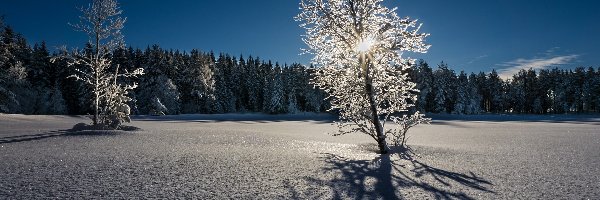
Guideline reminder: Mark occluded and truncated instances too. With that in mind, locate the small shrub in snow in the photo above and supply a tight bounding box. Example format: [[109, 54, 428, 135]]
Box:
[[389, 112, 430, 147]]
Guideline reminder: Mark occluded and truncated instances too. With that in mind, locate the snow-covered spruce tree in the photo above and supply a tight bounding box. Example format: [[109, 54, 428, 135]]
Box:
[[488, 69, 505, 113], [137, 45, 179, 115], [0, 19, 36, 114], [213, 54, 236, 113], [0, 62, 23, 113], [53, 0, 143, 127], [178, 49, 215, 113], [412, 60, 434, 112], [432, 62, 457, 113], [265, 64, 286, 114], [44, 83, 68, 115], [466, 73, 482, 114], [453, 71, 469, 115], [297, 0, 431, 154], [0, 20, 19, 113]]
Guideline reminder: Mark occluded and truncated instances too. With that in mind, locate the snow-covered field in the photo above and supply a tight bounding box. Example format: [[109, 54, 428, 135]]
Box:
[[1, 113, 599, 199]]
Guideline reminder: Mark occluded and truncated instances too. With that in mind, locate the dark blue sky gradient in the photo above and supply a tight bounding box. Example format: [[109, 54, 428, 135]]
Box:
[[1, 0, 599, 75]]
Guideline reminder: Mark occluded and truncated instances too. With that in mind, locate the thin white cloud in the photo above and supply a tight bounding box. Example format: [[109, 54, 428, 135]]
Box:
[[467, 54, 488, 64], [544, 47, 560, 55], [497, 54, 579, 80]]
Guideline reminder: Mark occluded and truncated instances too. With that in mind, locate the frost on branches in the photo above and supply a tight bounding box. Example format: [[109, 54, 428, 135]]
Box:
[[52, 0, 143, 129], [297, 0, 431, 154]]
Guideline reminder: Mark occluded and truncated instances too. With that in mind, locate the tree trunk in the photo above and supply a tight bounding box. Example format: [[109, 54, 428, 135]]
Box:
[[93, 22, 100, 126], [93, 68, 99, 125], [401, 129, 408, 147], [94, 82, 99, 125], [363, 56, 388, 154], [367, 80, 388, 154]]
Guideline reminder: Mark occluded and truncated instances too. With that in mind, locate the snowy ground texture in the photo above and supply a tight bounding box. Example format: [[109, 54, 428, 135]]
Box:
[[1, 113, 599, 199]]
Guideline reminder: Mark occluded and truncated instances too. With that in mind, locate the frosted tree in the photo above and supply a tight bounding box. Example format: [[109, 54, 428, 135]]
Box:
[[466, 73, 482, 114], [282, 65, 298, 113], [412, 60, 434, 112], [265, 64, 285, 114], [582, 67, 597, 112], [432, 62, 456, 113], [488, 69, 505, 113], [138, 74, 179, 115], [53, 0, 143, 127], [453, 71, 469, 114], [213, 54, 236, 113], [137, 46, 180, 115], [0, 21, 31, 114], [0, 20, 19, 113], [297, 0, 431, 153], [0, 62, 25, 113], [179, 50, 215, 113]]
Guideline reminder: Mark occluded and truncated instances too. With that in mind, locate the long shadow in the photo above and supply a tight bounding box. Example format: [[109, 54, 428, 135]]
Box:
[[0, 123, 138, 144], [394, 147, 494, 199], [0, 130, 70, 144], [307, 147, 494, 199], [132, 114, 337, 124], [428, 113, 600, 125]]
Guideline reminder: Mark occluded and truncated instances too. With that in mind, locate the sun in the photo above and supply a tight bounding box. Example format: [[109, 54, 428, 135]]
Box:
[[356, 37, 376, 53]]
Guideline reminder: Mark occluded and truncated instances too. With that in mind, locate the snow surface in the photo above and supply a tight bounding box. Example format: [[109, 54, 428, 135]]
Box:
[[1, 113, 599, 199]]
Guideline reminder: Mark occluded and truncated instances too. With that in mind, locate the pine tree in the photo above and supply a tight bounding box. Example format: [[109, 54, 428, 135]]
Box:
[[213, 53, 235, 113], [137, 45, 179, 115], [473, 72, 489, 112], [572, 67, 586, 112], [297, 0, 431, 153], [235, 56, 248, 112], [581, 67, 596, 112], [244, 56, 260, 111], [592, 67, 600, 112], [281, 64, 295, 112], [43, 83, 67, 115], [488, 69, 504, 113], [0, 19, 18, 113], [537, 69, 553, 114], [412, 60, 434, 112], [28, 42, 53, 114], [0, 21, 34, 114], [302, 64, 326, 112], [178, 49, 215, 113], [453, 71, 469, 114], [28, 42, 52, 89], [508, 70, 527, 113], [432, 62, 456, 113], [466, 73, 482, 114], [265, 63, 285, 113]]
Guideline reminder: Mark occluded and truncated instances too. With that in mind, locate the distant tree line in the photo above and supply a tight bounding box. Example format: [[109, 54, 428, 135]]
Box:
[[0, 20, 327, 115], [2, 19, 600, 115], [410, 60, 600, 114]]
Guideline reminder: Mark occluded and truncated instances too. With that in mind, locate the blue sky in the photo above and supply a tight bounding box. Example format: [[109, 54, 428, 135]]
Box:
[[1, 0, 599, 78]]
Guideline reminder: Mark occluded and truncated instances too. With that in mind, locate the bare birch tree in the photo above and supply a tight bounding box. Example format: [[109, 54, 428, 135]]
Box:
[[53, 0, 143, 128]]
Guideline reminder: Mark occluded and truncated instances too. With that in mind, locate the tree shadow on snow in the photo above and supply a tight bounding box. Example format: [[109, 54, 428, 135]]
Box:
[[132, 114, 336, 124], [0, 129, 71, 144], [0, 123, 140, 144], [428, 113, 600, 126], [302, 146, 494, 199]]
